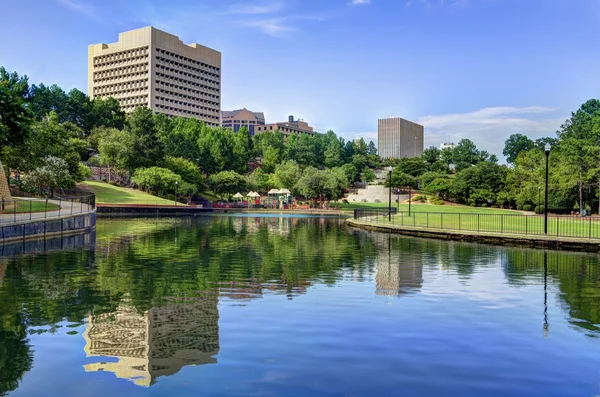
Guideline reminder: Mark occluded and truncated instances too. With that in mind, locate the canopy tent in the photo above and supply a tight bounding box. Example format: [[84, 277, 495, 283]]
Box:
[[279, 188, 291, 195], [267, 189, 280, 195], [246, 191, 260, 208], [249, 191, 261, 198], [233, 192, 244, 199]]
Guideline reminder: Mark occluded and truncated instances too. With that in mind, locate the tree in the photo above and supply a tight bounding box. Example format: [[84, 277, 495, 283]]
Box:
[[208, 171, 246, 199], [98, 129, 133, 183], [22, 156, 72, 197], [271, 160, 301, 190], [0, 67, 32, 152], [125, 107, 165, 171], [422, 146, 441, 165], [385, 169, 417, 188], [131, 167, 182, 196], [232, 127, 253, 173], [164, 156, 205, 190], [295, 166, 339, 204], [324, 131, 344, 168], [253, 131, 284, 173], [503, 134, 534, 164], [362, 167, 376, 183], [397, 157, 429, 177], [453, 139, 480, 165], [247, 168, 270, 192]]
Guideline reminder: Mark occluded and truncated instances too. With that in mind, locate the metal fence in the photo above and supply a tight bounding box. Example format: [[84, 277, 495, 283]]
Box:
[[354, 209, 600, 240], [0, 194, 95, 226]]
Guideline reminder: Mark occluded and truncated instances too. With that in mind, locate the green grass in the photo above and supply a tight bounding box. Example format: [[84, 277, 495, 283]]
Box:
[[360, 211, 600, 239], [339, 201, 520, 215], [1, 199, 59, 213], [82, 181, 185, 205]]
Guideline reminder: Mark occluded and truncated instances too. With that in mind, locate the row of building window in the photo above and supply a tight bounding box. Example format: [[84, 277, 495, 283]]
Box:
[[155, 72, 220, 94], [155, 102, 219, 121], [155, 55, 219, 83], [93, 46, 150, 65], [222, 120, 259, 125], [93, 54, 149, 70], [93, 68, 148, 83], [155, 80, 219, 102], [155, 88, 219, 107], [156, 63, 219, 87], [122, 103, 149, 112], [155, 57, 219, 85], [93, 80, 148, 96], [156, 48, 219, 77], [155, 95, 219, 115]]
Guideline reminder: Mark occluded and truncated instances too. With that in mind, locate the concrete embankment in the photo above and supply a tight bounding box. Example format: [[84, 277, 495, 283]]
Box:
[[1, 211, 96, 245], [347, 219, 600, 252]]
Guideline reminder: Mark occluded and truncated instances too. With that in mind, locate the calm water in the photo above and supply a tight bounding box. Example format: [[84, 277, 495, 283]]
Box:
[[1, 216, 599, 397]]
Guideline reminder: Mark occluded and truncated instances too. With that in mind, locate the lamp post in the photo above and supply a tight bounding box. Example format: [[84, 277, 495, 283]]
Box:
[[175, 180, 179, 206], [396, 188, 400, 212], [388, 166, 393, 221], [538, 186, 541, 213], [544, 143, 551, 234]]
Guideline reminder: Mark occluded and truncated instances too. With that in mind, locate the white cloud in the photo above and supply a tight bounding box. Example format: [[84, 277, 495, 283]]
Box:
[[56, 0, 97, 19], [243, 18, 296, 37], [417, 106, 566, 160], [228, 2, 284, 15], [351, 0, 371, 5]]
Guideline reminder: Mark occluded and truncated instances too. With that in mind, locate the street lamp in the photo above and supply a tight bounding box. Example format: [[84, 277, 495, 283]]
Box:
[[396, 188, 400, 212], [408, 185, 412, 217], [538, 186, 541, 213], [388, 166, 393, 221], [175, 180, 179, 206], [544, 143, 551, 234]]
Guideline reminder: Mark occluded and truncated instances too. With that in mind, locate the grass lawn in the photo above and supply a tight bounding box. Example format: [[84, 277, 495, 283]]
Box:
[[1, 199, 59, 213], [360, 210, 600, 239], [82, 181, 185, 205], [339, 201, 520, 215]]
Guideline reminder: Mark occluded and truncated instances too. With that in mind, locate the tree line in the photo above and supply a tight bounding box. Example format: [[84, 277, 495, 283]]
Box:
[[389, 99, 600, 213], [0, 66, 380, 201]]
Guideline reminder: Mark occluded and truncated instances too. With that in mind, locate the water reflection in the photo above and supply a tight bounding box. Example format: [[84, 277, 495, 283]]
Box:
[[0, 216, 599, 396], [83, 293, 219, 387]]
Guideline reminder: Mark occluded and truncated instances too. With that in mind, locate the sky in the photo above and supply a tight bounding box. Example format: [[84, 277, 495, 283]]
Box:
[[1, 0, 599, 160]]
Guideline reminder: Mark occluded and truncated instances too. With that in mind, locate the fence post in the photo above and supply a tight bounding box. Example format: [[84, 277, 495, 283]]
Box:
[[556, 216, 559, 236], [589, 216, 592, 239], [427, 212, 429, 228], [477, 214, 480, 232], [526, 215, 528, 235], [501, 215, 503, 234], [71, 199, 74, 215], [29, 200, 32, 221], [459, 213, 461, 230], [441, 213, 443, 229], [13, 201, 16, 224]]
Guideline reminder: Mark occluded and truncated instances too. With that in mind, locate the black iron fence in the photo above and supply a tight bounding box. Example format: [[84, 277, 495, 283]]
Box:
[[0, 194, 96, 226], [354, 209, 600, 240]]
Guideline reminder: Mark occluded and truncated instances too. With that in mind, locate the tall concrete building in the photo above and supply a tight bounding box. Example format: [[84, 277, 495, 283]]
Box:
[[88, 26, 221, 127], [221, 108, 265, 136], [377, 117, 424, 159]]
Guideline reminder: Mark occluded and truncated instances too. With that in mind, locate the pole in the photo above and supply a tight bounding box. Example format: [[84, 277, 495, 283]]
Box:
[[408, 186, 412, 217], [397, 189, 400, 212], [538, 187, 541, 213], [544, 148, 550, 234], [388, 169, 392, 222]]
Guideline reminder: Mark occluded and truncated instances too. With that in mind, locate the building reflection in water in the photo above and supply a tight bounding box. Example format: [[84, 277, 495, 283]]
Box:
[[82, 292, 219, 387], [374, 235, 423, 296]]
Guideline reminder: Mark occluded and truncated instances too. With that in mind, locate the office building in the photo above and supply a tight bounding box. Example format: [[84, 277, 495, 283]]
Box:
[[88, 26, 221, 127], [221, 108, 265, 136], [440, 142, 456, 151], [377, 117, 424, 159], [254, 115, 315, 137]]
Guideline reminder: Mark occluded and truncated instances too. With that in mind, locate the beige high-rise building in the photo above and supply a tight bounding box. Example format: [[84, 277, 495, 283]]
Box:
[[88, 26, 221, 127], [377, 117, 424, 159]]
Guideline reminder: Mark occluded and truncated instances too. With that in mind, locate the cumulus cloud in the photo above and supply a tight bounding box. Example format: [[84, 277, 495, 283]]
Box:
[[417, 106, 565, 160]]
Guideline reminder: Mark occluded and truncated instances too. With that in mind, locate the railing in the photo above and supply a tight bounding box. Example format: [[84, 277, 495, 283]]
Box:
[[354, 208, 397, 220], [0, 194, 95, 226], [353, 210, 600, 240]]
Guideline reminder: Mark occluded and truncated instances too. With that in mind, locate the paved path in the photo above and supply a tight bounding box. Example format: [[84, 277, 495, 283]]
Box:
[[0, 198, 93, 226]]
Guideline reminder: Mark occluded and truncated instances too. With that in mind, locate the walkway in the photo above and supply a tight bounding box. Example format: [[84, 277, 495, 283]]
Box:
[[0, 198, 93, 226]]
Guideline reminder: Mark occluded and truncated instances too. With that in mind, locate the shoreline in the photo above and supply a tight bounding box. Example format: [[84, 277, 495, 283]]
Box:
[[347, 219, 600, 252]]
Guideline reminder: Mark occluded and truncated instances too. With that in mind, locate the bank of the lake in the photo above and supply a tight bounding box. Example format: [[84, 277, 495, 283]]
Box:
[[348, 218, 600, 252]]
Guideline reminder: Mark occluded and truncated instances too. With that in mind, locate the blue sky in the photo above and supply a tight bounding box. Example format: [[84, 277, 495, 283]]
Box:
[[1, 0, 598, 159]]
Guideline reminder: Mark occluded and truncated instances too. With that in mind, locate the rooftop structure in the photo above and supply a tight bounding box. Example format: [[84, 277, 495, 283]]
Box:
[[254, 115, 315, 137], [221, 108, 265, 136]]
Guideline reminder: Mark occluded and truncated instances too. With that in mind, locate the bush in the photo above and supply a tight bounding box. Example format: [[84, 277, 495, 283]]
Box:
[[516, 205, 523, 211], [109, 181, 119, 187], [470, 203, 476, 207], [164, 156, 205, 189], [481, 203, 488, 208], [132, 167, 182, 196], [76, 163, 92, 181], [492, 204, 499, 208], [534, 206, 543, 214], [523, 204, 533, 212]]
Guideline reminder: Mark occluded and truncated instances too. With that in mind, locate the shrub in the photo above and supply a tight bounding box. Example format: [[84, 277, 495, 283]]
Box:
[[492, 204, 499, 208], [516, 205, 523, 211], [76, 163, 92, 181], [132, 167, 182, 196], [109, 181, 119, 187], [523, 204, 533, 212], [164, 156, 205, 189], [481, 203, 488, 208], [470, 203, 476, 207], [534, 206, 543, 214]]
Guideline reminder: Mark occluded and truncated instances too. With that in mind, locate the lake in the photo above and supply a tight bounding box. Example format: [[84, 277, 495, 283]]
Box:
[[1, 215, 599, 397]]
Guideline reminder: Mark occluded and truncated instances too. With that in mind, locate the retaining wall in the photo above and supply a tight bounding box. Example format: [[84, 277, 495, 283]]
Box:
[[0, 211, 96, 245]]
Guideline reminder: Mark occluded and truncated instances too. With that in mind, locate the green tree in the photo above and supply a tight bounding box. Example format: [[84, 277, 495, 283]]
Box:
[[0, 67, 32, 152], [271, 160, 301, 190], [324, 131, 344, 168], [397, 157, 429, 177], [164, 156, 205, 190], [125, 107, 165, 171], [247, 168, 271, 192], [385, 170, 417, 188], [98, 129, 133, 183], [232, 127, 253, 173], [295, 166, 339, 203], [503, 133, 534, 164], [362, 167, 376, 183], [208, 170, 246, 199], [422, 146, 441, 165], [131, 166, 182, 196]]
